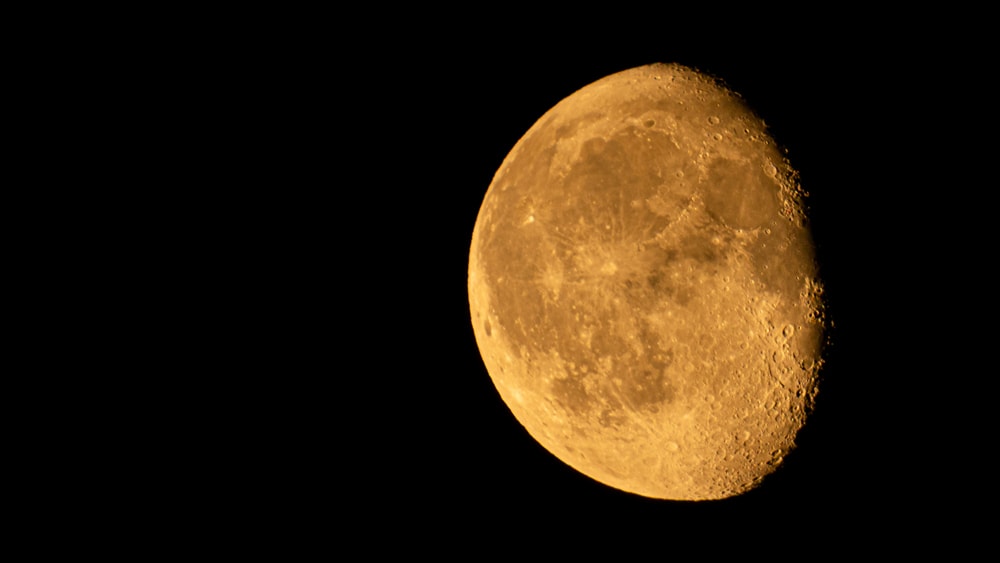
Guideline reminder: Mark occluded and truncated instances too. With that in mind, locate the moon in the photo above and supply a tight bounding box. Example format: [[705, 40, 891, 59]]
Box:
[[468, 63, 825, 501]]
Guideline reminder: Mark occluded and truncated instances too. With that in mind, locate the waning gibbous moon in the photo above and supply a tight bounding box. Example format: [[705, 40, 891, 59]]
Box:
[[468, 63, 826, 501]]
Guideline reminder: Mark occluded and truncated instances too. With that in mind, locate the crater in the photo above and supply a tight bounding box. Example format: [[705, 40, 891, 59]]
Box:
[[598, 407, 626, 428], [681, 233, 724, 263], [701, 157, 778, 230], [551, 374, 591, 413], [635, 368, 674, 406]]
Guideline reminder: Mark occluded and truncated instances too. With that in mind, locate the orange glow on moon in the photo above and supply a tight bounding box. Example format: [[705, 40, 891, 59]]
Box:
[[468, 63, 825, 501]]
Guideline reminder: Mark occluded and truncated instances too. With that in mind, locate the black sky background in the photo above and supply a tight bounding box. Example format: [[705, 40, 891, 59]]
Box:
[[25, 8, 992, 556], [316, 37, 972, 540], [165, 19, 987, 550]]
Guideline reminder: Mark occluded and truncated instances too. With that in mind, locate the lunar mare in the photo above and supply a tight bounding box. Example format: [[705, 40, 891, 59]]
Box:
[[468, 63, 824, 501]]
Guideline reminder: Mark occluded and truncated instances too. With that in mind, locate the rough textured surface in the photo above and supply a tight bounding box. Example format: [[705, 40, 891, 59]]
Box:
[[468, 63, 824, 501]]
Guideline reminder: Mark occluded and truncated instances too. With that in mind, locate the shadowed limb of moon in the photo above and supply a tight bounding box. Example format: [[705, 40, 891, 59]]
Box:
[[469, 63, 825, 501]]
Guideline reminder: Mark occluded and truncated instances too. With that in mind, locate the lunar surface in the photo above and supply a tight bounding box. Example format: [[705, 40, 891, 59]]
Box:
[[468, 63, 825, 501]]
